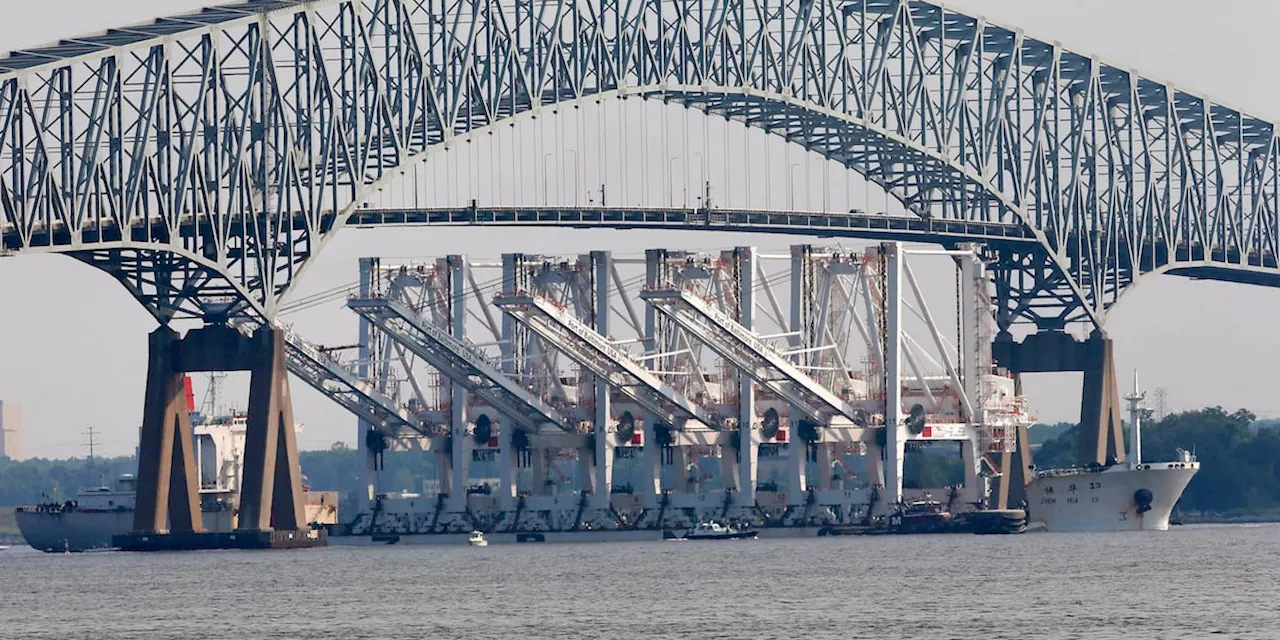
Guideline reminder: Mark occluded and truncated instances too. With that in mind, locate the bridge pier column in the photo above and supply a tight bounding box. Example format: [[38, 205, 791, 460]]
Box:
[[133, 327, 203, 534], [992, 330, 1126, 469], [135, 324, 308, 537], [990, 424, 1034, 510], [1080, 333, 1126, 466], [238, 326, 306, 532]]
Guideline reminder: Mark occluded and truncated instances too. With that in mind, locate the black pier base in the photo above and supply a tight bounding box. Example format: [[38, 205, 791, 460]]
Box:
[[113, 528, 327, 551]]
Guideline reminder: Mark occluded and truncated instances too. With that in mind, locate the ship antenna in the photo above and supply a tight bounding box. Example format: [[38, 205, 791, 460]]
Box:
[[1123, 370, 1146, 469]]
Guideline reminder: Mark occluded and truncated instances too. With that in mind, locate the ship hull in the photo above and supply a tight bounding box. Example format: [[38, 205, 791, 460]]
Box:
[[1026, 463, 1198, 532], [15, 510, 134, 552], [15, 510, 236, 552]]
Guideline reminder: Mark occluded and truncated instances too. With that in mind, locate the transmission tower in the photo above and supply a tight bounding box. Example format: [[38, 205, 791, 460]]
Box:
[[1152, 387, 1169, 421], [84, 426, 99, 461]]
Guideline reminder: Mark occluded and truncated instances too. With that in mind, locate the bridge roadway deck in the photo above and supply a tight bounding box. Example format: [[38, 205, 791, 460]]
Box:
[[8, 206, 1280, 287], [0, 206, 1036, 253]]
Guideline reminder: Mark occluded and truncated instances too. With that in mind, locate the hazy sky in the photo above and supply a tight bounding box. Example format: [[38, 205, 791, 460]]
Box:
[[4, 0, 1280, 458]]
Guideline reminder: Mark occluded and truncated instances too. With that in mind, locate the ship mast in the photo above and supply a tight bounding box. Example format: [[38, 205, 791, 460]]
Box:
[[1124, 370, 1145, 469]]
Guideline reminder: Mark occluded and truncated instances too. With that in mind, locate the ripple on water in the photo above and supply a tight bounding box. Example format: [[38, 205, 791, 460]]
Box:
[[0, 524, 1277, 640]]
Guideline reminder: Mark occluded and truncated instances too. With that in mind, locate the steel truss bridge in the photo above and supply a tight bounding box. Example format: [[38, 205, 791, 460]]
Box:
[[3, 0, 1280, 333]]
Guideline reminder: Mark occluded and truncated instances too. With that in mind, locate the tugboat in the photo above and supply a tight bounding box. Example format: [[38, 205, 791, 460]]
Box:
[[868, 500, 955, 535], [822, 497, 1025, 536], [468, 530, 488, 547], [668, 521, 758, 541]]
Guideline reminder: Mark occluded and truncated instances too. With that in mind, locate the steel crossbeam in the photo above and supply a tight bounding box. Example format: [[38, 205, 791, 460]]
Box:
[[640, 287, 859, 427], [347, 296, 571, 432], [493, 292, 718, 431]]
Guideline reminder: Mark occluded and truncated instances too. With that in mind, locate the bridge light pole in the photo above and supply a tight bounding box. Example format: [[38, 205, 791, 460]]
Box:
[[543, 152, 554, 205], [566, 149, 579, 207], [789, 162, 802, 211], [668, 156, 682, 208], [690, 152, 703, 210]]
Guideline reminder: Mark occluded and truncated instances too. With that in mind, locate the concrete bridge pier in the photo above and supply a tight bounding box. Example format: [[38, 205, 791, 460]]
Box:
[[133, 327, 204, 535], [990, 330, 1127, 508], [988, 424, 1033, 510], [126, 324, 311, 549]]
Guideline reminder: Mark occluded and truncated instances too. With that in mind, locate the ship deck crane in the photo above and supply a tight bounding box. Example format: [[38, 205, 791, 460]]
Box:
[[639, 288, 868, 433], [230, 320, 428, 439], [493, 291, 720, 431], [347, 296, 572, 433]]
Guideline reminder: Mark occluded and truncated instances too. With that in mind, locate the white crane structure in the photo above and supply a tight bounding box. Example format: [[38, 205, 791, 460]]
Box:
[[341, 242, 1033, 535]]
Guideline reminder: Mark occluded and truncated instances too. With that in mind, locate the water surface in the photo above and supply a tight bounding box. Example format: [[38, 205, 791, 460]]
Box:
[[2, 524, 1275, 639]]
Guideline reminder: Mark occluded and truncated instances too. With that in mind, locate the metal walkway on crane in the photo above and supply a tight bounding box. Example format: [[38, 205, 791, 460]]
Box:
[[493, 292, 720, 431], [282, 328, 427, 437], [346, 296, 572, 432], [640, 288, 861, 428], [226, 320, 426, 438]]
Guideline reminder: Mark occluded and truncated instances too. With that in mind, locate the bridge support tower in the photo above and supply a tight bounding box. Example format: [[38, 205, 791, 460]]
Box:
[[991, 330, 1126, 508], [121, 324, 317, 550]]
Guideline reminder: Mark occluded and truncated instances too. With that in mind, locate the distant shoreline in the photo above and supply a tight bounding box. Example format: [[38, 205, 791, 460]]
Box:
[[1176, 514, 1280, 525]]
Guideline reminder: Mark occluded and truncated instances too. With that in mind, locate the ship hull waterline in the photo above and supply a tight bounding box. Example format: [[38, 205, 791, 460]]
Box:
[[1026, 465, 1198, 533]]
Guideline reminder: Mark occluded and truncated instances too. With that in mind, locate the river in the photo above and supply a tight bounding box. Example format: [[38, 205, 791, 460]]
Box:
[[1, 524, 1276, 639]]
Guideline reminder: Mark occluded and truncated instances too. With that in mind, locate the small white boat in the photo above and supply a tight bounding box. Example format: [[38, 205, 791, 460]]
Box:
[[468, 530, 488, 547], [0, 545, 10, 551], [676, 521, 758, 541]]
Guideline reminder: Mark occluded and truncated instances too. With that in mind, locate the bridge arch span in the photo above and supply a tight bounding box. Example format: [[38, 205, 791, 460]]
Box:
[[319, 87, 1092, 323], [0, 0, 1276, 330]]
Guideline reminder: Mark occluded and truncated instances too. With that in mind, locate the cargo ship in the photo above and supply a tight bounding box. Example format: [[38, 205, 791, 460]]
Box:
[[14, 376, 338, 552], [1025, 373, 1199, 532]]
